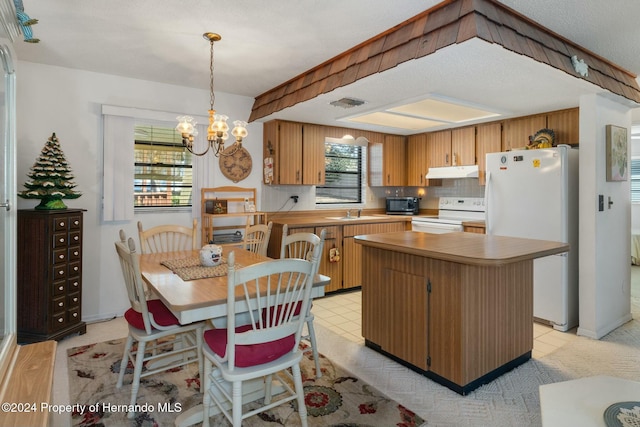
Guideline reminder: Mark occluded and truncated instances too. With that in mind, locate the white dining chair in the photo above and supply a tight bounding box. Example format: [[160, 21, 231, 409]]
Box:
[[114, 230, 205, 419], [280, 224, 326, 378], [242, 221, 272, 256], [201, 245, 321, 427], [137, 218, 198, 254]]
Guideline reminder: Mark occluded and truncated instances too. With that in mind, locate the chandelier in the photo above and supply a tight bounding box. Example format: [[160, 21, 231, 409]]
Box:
[[176, 32, 248, 157]]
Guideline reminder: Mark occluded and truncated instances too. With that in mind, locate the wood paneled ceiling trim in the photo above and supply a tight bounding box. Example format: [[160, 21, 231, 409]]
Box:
[[249, 0, 640, 122]]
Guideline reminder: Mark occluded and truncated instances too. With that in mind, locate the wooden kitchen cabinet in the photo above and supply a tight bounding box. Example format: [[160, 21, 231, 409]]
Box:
[[17, 209, 87, 343], [451, 126, 476, 166], [263, 120, 303, 184], [361, 247, 428, 370], [407, 133, 427, 186], [342, 221, 408, 289], [301, 124, 326, 185], [546, 108, 579, 146], [502, 114, 546, 151], [427, 129, 452, 167], [475, 122, 502, 185], [369, 134, 406, 186]]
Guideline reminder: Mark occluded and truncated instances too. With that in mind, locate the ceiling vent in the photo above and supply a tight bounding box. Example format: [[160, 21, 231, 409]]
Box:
[[329, 97, 366, 108]]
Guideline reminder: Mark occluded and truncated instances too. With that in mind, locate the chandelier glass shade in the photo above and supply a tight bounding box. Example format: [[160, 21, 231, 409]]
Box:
[[176, 32, 248, 157]]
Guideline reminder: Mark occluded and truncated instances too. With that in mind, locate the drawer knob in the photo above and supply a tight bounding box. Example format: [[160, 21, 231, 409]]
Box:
[[58, 318, 64, 323], [73, 297, 78, 302], [58, 286, 64, 291], [58, 270, 64, 275], [73, 266, 79, 272], [59, 254, 64, 259], [58, 302, 64, 307], [73, 313, 78, 318], [74, 236, 79, 241], [59, 221, 65, 227], [73, 251, 79, 256], [74, 220, 79, 225]]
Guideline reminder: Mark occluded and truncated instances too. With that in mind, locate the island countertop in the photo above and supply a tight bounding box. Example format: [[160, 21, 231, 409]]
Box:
[[354, 230, 569, 266]]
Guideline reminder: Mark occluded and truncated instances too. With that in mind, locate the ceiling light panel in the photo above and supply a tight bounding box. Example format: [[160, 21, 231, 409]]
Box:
[[345, 111, 446, 131], [389, 98, 500, 123]]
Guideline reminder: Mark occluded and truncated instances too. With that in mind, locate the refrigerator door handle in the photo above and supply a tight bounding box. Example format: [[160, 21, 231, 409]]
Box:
[[484, 170, 492, 235]]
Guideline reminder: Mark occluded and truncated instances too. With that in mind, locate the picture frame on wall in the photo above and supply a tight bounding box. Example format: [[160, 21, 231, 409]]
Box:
[[606, 124, 628, 182]]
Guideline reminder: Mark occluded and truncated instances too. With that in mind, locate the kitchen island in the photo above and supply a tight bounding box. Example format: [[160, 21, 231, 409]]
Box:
[[355, 231, 569, 395]]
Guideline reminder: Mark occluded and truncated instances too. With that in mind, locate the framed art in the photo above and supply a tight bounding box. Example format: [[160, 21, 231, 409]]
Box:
[[606, 124, 628, 182]]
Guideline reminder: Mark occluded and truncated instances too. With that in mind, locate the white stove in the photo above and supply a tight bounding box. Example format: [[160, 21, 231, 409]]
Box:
[[411, 197, 486, 234]]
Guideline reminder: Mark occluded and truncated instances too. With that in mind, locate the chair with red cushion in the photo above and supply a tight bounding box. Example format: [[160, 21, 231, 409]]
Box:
[[114, 230, 205, 419], [201, 245, 321, 427], [280, 224, 326, 378]]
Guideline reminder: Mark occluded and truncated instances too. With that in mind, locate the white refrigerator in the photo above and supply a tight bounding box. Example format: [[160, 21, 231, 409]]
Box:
[[485, 145, 579, 331]]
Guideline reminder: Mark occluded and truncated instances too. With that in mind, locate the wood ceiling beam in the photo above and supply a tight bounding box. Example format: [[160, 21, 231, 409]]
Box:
[[249, 0, 640, 123]]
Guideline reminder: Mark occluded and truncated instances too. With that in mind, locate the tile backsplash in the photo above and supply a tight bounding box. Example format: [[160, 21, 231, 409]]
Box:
[[261, 178, 484, 213]]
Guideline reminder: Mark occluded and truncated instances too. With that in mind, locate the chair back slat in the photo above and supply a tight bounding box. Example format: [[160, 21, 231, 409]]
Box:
[[224, 245, 321, 370], [138, 219, 198, 254]]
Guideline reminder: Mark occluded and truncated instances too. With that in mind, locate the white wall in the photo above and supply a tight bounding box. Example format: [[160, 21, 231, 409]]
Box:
[[16, 61, 263, 321], [578, 93, 632, 338]]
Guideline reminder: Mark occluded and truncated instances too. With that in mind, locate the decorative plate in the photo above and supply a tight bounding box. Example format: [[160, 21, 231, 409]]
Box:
[[219, 146, 252, 182], [604, 401, 640, 427]]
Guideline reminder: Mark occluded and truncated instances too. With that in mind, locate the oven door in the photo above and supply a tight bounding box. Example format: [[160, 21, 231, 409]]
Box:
[[411, 220, 463, 234]]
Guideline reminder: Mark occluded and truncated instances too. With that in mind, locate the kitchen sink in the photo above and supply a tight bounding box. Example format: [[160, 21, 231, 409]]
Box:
[[325, 215, 380, 221]]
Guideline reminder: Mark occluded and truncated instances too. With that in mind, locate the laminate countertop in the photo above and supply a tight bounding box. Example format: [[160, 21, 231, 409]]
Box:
[[355, 231, 569, 266]]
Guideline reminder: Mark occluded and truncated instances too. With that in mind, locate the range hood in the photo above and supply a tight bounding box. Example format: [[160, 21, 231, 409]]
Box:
[[425, 165, 479, 179]]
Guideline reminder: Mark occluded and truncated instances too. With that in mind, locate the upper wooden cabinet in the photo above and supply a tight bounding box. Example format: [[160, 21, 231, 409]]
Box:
[[547, 108, 579, 146], [451, 126, 476, 166], [502, 114, 547, 151], [369, 134, 406, 186], [427, 130, 452, 168], [407, 134, 427, 186], [301, 124, 326, 185], [263, 120, 303, 185], [475, 122, 502, 185], [263, 120, 327, 185]]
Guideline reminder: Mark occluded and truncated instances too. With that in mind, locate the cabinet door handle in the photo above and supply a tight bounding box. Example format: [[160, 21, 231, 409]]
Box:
[[0, 200, 9, 211], [318, 171, 321, 182]]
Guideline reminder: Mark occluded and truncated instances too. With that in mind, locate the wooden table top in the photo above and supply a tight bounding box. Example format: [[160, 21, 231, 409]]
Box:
[[140, 248, 330, 315], [355, 231, 570, 266]]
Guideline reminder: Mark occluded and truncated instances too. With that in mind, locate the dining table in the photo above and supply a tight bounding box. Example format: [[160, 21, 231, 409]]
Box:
[[138, 247, 330, 427]]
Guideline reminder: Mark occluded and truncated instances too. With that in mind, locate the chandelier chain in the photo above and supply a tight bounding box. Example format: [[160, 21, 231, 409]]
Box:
[[209, 38, 215, 111]]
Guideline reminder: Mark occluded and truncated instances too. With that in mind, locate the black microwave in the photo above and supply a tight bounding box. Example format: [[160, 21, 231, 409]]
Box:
[[386, 197, 420, 215]]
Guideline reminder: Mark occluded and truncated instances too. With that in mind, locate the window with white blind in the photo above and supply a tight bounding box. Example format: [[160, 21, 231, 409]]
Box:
[[134, 124, 193, 208], [316, 141, 363, 205], [632, 157, 640, 203]]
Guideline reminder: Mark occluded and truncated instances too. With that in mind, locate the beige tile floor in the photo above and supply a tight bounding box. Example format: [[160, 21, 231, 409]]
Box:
[[311, 289, 578, 359]]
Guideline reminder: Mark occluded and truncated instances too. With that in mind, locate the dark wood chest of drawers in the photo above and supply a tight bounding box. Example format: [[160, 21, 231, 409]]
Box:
[[17, 209, 87, 343]]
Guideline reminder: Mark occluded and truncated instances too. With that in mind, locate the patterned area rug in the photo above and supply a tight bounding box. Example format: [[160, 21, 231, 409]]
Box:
[[67, 338, 426, 426]]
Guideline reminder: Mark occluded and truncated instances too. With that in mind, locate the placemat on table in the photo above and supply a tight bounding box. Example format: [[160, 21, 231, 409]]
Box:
[[161, 257, 242, 281]]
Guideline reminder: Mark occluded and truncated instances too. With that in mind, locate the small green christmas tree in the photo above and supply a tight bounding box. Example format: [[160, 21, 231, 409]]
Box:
[[18, 132, 81, 209]]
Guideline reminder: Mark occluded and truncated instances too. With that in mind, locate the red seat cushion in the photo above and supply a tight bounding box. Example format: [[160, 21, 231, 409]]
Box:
[[204, 324, 295, 367], [124, 299, 180, 330]]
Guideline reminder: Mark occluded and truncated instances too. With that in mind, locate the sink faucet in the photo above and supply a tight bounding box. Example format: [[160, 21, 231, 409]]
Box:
[[346, 209, 362, 218]]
